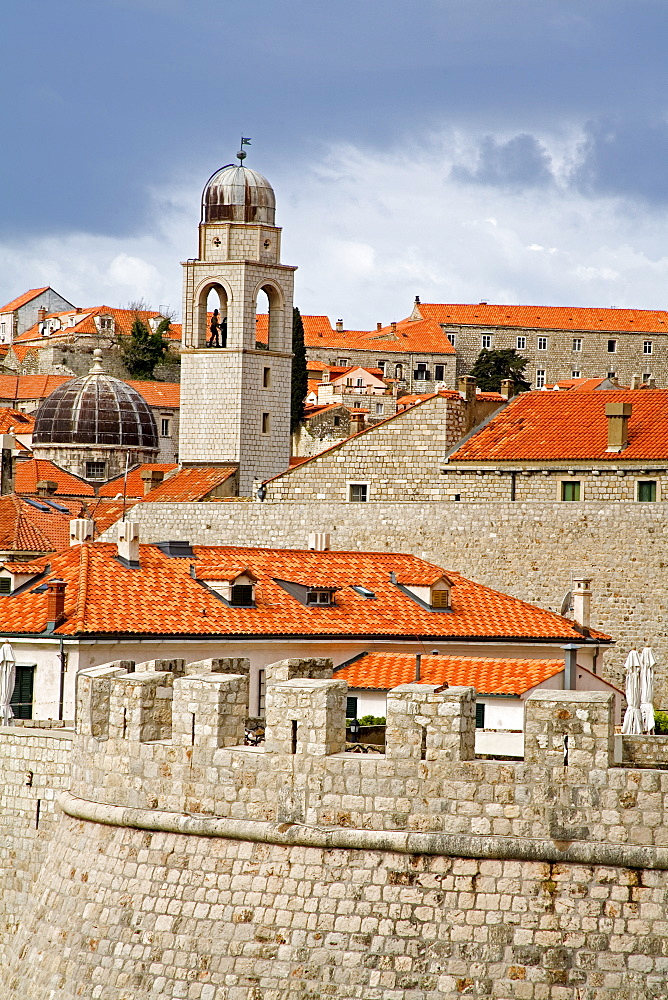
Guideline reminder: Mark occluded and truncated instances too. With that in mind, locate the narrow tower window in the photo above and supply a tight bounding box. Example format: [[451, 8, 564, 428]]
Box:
[[262, 412, 270, 434]]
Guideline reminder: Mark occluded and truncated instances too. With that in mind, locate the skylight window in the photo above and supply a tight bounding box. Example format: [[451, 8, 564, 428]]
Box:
[[351, 585, 376, 599]]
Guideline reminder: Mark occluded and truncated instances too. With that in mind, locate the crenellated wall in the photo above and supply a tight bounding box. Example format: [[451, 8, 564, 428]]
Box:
[[5, 656, 668, 998]]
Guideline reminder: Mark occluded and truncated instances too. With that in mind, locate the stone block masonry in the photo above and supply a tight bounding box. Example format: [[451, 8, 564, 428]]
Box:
[[99, 499, 668, 702], [6, 661, 668, 998]]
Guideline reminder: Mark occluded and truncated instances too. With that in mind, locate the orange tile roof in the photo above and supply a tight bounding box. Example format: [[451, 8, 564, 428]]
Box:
[[14, 306, 182, 345], [304, 318, 456, 355], [0, 542, 611, 641], [0, 558, 49, 574], [0, 288, 49, 314], [9, 343, 49, 363], [0, 495, 76, 554], [15, 459, 95, 496], [0, 375, 71, 403], [125, 381, 180, 406], [97, 464, 179, 498], [336, 652, 564, 695], [0, 407, 34, 434], [416, 301, 668, 335], [140, 466, 236, 502], [448, 388, 668, 463], [256, 314, 333, 345]]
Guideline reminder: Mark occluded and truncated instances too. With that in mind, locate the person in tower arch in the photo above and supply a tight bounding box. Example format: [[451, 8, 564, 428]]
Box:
[[208, 308, 221, 347], [219, 314, 227, 347]]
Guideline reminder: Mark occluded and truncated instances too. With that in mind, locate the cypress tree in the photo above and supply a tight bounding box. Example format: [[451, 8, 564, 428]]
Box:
[[291, 306, 308, 432], [120, 316, 171, 380]]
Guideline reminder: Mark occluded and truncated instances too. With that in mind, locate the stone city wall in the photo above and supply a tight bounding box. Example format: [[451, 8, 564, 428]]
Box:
[[99, 499, 668, 700], [5, 662, 668, 999]]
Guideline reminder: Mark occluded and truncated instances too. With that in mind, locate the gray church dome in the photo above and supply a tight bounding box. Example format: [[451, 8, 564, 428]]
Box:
[[202, 161, 276, 225], [33, 351, 158, 449]]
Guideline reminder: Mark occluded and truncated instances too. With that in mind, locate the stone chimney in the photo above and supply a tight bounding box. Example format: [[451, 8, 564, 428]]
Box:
[[631, 374, 641, 389], [605, 401, 632, 452], [37, 307, 47, 323], [376, 322, 382, 331], [308, 532, 331, 551], [349, 412, 365, 434], [572, 577, 592, 631], [336, 319, 344, 332], [140, 468, 165, 495], [390, 322, 397, 333], [46, 579, 66, 630], [69, 518, 94, 546], [117, 521, 140, 565], [500, 379, 515, 400], [36, 480, 58, 496], [457, 375, 476, 404]]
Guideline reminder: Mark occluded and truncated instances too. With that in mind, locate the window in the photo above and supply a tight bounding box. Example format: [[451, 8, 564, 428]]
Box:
[[414, 364, 430, 381], [356, 378, 364, 387], [643, 373, 651, 382], [346, 696, 358, 720], [431, 590, 450, 609], [160, 417, 170, 437], [638, 480, 657, 502], [434, 364, 445, 381], [561, 481, 581, 501], [537, 336, 548, 351], [333, 416, 341, 427], [349, 482, 368, 502], [85, 461, 106, 480], [516, 336, 526, 349], [377, 360, 387, 375], [261, 412, 270, 434], [258, 669, 266, 716], [536, 369, 546, 388], [338, 357, 349, 366], [395, 363, 404, 379], [99, 317, 113, 331], [481, 335, 492, 349], [346, 378, 353, 386], [229, 584, 254, 606], [0, 578, 10, 594], [607, 339, 617, 353], [375, 403, 384, 415], [607, 371, 616, 379], [263, 367, 271, 387], [475, 703, 485, 729], [447, 333, 456, 347], [11, 666, 34, 720], [571, 370, 581, 379], [306, 590, 333, 605], [0, 323, 5, 339], [572, 338, 582, 352], [644, 341, 653, 355]]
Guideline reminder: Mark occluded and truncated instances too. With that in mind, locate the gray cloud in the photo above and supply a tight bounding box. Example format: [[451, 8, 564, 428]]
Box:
[[573, 118, 668, 203], [451, 134, 554, 189]]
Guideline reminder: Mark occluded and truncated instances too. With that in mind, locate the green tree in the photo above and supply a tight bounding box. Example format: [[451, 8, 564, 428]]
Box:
[[469, 348, 531, 392], [120, 316, 171, 379], [291, 306, 308, 432]]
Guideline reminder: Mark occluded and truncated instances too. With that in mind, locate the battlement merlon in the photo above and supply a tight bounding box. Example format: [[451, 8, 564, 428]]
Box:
[[172, 673, 248, 748], [524, 689, 614, 771], [264, 678, 347, 757], [386, 684, 476, 762]]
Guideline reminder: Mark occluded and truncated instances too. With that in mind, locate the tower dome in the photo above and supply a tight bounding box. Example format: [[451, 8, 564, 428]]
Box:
[[201, 161, 276, 225], [32, 351, 158, 481]]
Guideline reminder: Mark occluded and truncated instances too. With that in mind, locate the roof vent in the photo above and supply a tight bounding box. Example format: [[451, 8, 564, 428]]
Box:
[[308, 532, 330, 551], [155, 539, 194, 558], [336, 319, 344, 332]]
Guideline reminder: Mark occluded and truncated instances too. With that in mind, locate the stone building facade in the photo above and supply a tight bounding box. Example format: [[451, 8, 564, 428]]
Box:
[[4, 661, 668, 997], [179, 157, 295, 495]]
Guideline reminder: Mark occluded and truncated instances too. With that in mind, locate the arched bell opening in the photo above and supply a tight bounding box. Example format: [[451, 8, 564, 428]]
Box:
[[255, 282, 284, 352], [196, 282, 230, 348]]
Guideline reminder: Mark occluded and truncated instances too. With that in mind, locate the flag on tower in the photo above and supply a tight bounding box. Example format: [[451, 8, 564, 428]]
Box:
[[241, 137, 252, 145]]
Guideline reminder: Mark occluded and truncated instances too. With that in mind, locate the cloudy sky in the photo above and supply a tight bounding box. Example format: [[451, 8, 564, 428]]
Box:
[[2, 0, 668, 327]]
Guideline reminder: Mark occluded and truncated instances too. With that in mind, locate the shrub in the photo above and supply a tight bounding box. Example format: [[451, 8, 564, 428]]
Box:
[[654, 710, 668, 734], [358, 715, 386, 726]]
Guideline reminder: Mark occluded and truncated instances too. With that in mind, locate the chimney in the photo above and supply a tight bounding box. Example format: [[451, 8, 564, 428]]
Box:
[[46, 579, 66, 631], [376, 322, 382, 331], [0, 434, 15, 495], [649, 377, 657, 389], [308, 532, 331, 551], [37, 307, 47, 323], [457, 375, 477, 404], [36, 480, 58, 496], [500, 378, 515, 400], [414, 295, 421, 305], [390, 322, 397, 334], [117, 521, 140, 566], [140, 468, 165, 495], [336, 319, 344, 332], [562, 643, 580, 690], [349, 412, 365, 434], [69, 518, 94, 546], [415, 653, 422, 682], [631, 374, 641, 389], [572, 577, 592, 631], [605, 401, 632, 452]]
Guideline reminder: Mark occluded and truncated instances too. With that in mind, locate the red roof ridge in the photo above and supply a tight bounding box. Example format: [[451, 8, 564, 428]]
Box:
[[0, 287, 49, 314]]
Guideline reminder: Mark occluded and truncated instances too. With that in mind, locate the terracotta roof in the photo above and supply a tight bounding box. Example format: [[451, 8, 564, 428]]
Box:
[[0, 408, 35, 434], [14, 307, 181, 344], [0, 375, 71, 402], [140, 466, 236, 502], [448, 389, 668, 463], [0, 558, 48, 574], [15, 459, 95, 496], [0, 288, 49, 314], [125, 382, 179, 406], [97, 464, 179, 498], [416, 301, 668, 335], [0, 542, 611, 641], [257, 314, 333, 345], [9, 344, 49, 363], [336, 652, 565, 695], [0, 495, 76, 554], [304, 318, 456, 355], [547, 377, 614, 391]]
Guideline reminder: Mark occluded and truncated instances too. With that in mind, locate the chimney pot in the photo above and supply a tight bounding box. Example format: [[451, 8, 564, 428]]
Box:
[[500, 378, 515, 400], [117, 521, 140, 565], [457, 375, 477, 403], [631, 374, 641, 389], [37, 307, 47, 322], [308, 532, 330, 551], [390, 322, 397, 333], [69, 518, 94, 546], [377, 322, 382, 331], [414, 295, 420, 304], [336, 319, 344, 332], [46, 579, 66, 629], [605, 401, 632, 452], [571, 577, 592, 631]]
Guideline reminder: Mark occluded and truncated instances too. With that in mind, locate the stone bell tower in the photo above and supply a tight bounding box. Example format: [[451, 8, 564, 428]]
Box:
[[179, 150, 296, 496]]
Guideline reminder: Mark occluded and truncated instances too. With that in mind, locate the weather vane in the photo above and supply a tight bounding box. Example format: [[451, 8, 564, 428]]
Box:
[[237, 137, 252, 163]]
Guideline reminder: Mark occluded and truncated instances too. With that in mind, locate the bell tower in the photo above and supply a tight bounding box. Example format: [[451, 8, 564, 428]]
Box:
[[179, 150, 296, 496]]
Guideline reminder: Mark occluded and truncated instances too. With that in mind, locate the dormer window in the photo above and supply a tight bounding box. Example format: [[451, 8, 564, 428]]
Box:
[[306, 589, 334, 605], [200, 568, 258, 605], [98, 315, 114, 332], [395, 573, 453, 611], [274, 578, 339, 606], [230, 584, 254, 606]]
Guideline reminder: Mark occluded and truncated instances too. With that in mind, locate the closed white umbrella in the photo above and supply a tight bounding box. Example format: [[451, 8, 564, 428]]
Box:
[[0, 642, 16, 727], [640, 646, 656, 735], [621, 649, 643, 735]]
